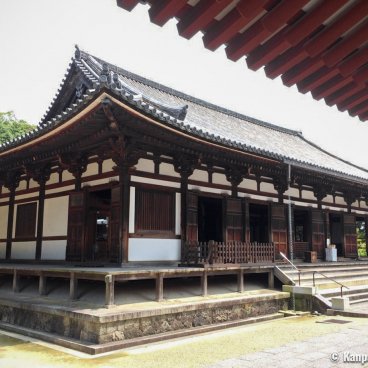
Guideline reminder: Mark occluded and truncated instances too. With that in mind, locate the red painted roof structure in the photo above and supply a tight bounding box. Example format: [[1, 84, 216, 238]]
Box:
[[117, 0, 368, 122]]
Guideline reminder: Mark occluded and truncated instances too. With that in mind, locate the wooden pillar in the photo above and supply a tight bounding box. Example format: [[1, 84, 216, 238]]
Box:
[[155, 273, 164, 302], [12, 269, 20, 293], [39, 273, 47, 295], [237, 269, 244, 292], [69, 272, 78, 300], [36, 179, 46, 260], [201, 270, 208, 296], [117, 165, 131, 264], [6, 186, 16, 260], [180, 175, 189, 259], [268, 270, 274, 289], [105, 274, 115, 307]]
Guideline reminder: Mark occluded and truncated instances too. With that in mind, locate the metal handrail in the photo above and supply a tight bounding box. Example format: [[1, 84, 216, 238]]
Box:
[[279, 252, 301, 286], [312, 271, 349, 297]]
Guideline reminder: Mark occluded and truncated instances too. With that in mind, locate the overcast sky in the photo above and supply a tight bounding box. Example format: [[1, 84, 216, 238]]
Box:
[[1, 0, 368, 169]]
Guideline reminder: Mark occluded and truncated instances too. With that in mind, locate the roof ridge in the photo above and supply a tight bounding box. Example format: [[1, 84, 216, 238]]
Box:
[[83, 49, 302, 137]]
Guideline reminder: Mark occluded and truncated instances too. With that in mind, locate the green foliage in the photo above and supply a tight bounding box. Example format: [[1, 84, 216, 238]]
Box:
[[0, 111, 35, 145], [356, 220, 367, 257]]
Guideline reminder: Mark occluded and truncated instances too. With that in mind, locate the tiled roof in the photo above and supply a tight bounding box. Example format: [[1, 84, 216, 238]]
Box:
[[1, 46, 368, 184]]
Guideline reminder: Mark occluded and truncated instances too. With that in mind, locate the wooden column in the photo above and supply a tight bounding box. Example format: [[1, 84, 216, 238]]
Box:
[[201, 270, 208, 296], [155, 273, 164, 302], [225, 167, 244, 198], [5, 171, 21, 260], [69, 272, 78, 300], [237, 269, 244, 293], [35, 180, 46, 259], [12, 269, 20, 293], [39, 273, 47, 295], [105, 274, 115, 307], [268, 270, 274, 289], [119, 165, 131, 264], [174, 156, 197, 259], [6, 185, 16, 260]]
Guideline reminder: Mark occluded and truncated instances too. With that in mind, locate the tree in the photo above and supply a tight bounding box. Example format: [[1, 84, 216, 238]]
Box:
[[0, 111, 35, 145]]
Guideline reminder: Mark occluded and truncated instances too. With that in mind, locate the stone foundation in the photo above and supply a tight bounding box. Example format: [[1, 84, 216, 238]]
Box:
[[0, 293, 289, 344]]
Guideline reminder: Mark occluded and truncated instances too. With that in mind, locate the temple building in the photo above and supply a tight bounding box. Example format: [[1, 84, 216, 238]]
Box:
[[0, 47, 367, 266]]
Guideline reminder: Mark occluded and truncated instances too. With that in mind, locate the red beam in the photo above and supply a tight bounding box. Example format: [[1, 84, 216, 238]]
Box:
[[305, 0, 368, 57], [149, 0, 188, 26], [265, 43, 309, 79], [311, 75, 352, 101], [323, 21, 368, 68], [282, 57, 323, 86], [297, 67, 339, 93], [349, 100, 368, 117], [338, 88, 368, 111], [339, 46, 368, 77], [226, 0, 308, 61], [177, 0, 233, 40], [352, 65, 368, 86], [247, 0, 348, 71], [116, 0, 140, 11], [325, 83, 364, 106], [360, 111, 368, 121], [203, 0, 268, 51]]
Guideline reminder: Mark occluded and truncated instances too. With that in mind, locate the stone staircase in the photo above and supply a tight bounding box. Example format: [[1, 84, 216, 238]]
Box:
[[275, 261, 368, 307]]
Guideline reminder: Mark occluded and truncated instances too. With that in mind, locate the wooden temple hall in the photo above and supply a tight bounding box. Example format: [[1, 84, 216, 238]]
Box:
[[0, 46, 368, 269]]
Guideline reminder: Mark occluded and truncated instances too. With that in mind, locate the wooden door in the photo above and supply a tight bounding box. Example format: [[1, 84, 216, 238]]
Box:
[[186, 191, 198, 242], [110, 185, 121, 263], [225, 197, 243, 242], [343, 213, 357, 258], [66, 191, 87, 262], [311, 209, 325, 259], [271, 203, 287, 258]]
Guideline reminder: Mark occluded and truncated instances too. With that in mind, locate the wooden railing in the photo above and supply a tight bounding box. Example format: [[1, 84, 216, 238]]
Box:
[[183, 240, 275, 265]]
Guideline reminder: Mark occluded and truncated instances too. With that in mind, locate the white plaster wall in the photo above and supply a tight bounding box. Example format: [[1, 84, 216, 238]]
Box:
[[29, 179, 39, 189], [131, 176, 180, 188], [82, 178, 112, 188], [13, 202, 38, 238], [175, 193, 181, 235], [129, 238, 181, 261], [335, 196, 346, 205], [136, 158, 154, 173], [48, 172, 59, 185], [0, 243, 5, 259], [129, 187, 135, 233], [324, 195, 334, 204], [13, 193, 39, 201], [17, 180, 28, 191], [2, 187, 9, 195], [260, 182, 277, 194], [360, 201, 368, 209], [190, 169, 208, 182], [46, 185, 75, 195], [103, 159, 115, 173], [11, 242, 36, 260], [160, 163, 180, 177], [285, 187, 300, 198], [302, 190, 316, 201], [43, 196, 68, 236], [62, 170, 75, 182], [82, 162, 99, 177], [212, 173, 228, 186], [238, 179, 257, 191], [352, 200, 359, 208], [0, 206, 8, 238], [41, 240, 66, 260]]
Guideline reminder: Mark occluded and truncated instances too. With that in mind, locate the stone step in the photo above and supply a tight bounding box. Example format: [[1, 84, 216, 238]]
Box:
[[282, 266, 368, 276], [299, 277, 368, 290], [320, 285, 368, 299], [350, 297, 368, 305]]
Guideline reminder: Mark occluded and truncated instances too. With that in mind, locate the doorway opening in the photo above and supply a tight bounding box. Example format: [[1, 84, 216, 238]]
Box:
[[356, 217, 367, 257], [86, 188, 111, 262], [249, 203, 269, 242], [330, 213, 343, 256], [198, 196, 223, 242], [293, 209, 310, 258]]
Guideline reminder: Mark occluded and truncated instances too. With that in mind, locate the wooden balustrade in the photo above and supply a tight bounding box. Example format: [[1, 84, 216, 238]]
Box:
[[183, 241, 275, 265]]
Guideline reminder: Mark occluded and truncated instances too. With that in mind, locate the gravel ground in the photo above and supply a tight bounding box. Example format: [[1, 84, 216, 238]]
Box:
[[1, 314, 367, 368]]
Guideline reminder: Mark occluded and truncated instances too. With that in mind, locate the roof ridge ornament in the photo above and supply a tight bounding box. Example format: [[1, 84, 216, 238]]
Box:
[[74, 44, 81, 60], [100, 63, 109, 84]]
